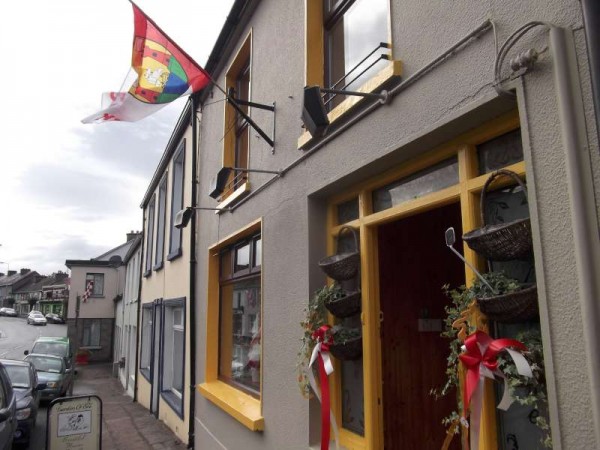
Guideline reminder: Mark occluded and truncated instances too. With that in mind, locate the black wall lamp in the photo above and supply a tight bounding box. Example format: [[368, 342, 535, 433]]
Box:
[[209, 166, 281, 200], [174, 206, 232, 229], [301, 85, 390, 138]]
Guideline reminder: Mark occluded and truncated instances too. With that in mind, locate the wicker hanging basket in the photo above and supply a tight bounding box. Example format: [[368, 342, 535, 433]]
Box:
[[477, 283, 539, 323], [319, 226, 360, 281], [463, 169, 533, 261], [324, 289, 361, 318], [329, 335, 363, 361]]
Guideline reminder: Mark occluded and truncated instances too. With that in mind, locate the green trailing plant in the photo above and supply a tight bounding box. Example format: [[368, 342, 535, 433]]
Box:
[[329, 325, 361, 344], [431, 272, 551, 448]]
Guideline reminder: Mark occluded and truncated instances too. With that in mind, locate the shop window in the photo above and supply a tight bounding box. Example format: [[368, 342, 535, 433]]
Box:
[[477, 129, 524, 175], [219, 33, 252, 203], [85, 273, 104, 297], [144, 195, 156, 276], [154, 175, 167, 270], [82, 319, 101, 347], [199, 219, 264, 431], [140, 305, 152, 380], [161, 299, 185, 417], [372, 157, 459, 213], [323, 0, 391, 109], [168, 143, 185, 260]]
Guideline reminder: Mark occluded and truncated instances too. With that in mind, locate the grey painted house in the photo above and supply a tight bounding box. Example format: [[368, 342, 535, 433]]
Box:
[[140, 0, 600, 449]]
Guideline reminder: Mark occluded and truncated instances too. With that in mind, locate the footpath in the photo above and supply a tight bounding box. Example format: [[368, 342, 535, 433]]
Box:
[[72, 363, 186, 450]]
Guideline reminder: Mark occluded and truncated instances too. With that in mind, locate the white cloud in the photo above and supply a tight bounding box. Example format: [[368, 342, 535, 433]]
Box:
[[0, 0, 234, 275]]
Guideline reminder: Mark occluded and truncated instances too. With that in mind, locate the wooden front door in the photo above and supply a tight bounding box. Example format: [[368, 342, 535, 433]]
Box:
[[378, 203, 464, 450]]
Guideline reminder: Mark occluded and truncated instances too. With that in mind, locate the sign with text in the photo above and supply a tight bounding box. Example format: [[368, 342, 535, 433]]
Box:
[[47, 395, 102, 450]]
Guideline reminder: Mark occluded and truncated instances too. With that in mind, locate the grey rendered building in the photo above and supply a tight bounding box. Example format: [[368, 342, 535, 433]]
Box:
[[177, 1, 600, 449]]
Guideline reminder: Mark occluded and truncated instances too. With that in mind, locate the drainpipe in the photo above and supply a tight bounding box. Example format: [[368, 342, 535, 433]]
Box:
[[580, 0, 600, 144], [188, 95, 199, 449], [134, 214, 146, 402], [550, 26, 600, 446]]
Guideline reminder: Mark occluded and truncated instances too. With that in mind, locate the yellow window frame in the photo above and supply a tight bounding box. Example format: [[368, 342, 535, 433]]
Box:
[[325, 110, 523, 449], [301, 0, 402, 150], [198, 218, 264, 431], [217, 31, 253, 207]]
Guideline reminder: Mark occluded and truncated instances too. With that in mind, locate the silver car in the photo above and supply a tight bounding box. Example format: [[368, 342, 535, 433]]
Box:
[[26, 311, 47, 326]]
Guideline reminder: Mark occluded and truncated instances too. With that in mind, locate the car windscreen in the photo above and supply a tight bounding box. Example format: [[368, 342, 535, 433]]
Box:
[[32, 342, 68, 357], [5, 365, 30, 388], [27, 356, 63, 373]]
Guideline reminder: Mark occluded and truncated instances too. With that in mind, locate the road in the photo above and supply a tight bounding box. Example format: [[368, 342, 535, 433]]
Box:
[[0, 315, 68, 449]]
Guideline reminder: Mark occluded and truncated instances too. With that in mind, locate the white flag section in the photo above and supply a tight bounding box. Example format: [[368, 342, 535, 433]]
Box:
[[81, 89, 190, 123]]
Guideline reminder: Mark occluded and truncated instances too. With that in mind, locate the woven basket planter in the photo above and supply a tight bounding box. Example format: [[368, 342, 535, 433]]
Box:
[[463, 170, 533, 261], [329, 335, 363, 361], [477, 283, 539, 323], [324, 290, 361, 318], [319, 226, 360, 281]]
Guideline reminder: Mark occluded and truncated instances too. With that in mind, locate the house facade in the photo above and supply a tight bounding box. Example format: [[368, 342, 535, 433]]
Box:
[[176, 1, 600, 450], [39, 272, 70, 317], [137, 110, 194, 444], [0, 269, 41, 309], [114, 234, 142, 398], [66, 235, 137, 362], [12, 273, 48, 316]]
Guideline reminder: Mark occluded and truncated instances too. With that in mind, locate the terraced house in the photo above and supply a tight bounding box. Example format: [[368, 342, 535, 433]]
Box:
[[137, 0, 600, 449]]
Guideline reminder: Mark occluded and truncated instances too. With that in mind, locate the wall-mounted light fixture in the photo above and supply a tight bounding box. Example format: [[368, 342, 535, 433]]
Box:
[[208, 166, 281, 200], [301, 85, 390, 138], [174, 206, 232, 229]]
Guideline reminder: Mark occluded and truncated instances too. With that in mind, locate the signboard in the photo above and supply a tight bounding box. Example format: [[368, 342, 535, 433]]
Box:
[[47, 395, 102, 450]]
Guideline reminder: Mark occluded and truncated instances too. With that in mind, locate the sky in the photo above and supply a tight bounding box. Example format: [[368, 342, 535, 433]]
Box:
[[0, 0, 234, 276]]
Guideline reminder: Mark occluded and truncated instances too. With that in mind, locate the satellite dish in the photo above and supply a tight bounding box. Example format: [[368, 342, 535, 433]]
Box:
[[109, 255, 122, 267]]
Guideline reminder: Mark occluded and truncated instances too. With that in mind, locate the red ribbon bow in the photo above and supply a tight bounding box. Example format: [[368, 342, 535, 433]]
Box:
[[459, 331, 527, 415], [311, 325, 332, 450]]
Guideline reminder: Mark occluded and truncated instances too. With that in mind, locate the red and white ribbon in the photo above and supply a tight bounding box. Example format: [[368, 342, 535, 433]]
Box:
[[459, 331, 533, 450], [307, 325, 339, 450]]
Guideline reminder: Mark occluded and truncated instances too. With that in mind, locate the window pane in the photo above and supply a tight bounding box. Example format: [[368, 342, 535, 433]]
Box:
[[173, 328, 184, 393], [220, 249, 233, 280], [325, 0, 389, 108], [141, 308, 152, 370], [155, 177, 167, 266], [145, 198, 155, 272], [253, 238, 262, 267], [477, 129, 523, 174], [219, 278, 261, 394], [372, 157, 459, 212], [337, 198, 359, 224], [170, 147, 184, 255], [234, 243, 250, 273]]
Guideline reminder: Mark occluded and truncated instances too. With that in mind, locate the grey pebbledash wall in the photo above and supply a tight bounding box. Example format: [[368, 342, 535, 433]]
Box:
[[190, 1, 600, 449], [67, 318, 114, 362]]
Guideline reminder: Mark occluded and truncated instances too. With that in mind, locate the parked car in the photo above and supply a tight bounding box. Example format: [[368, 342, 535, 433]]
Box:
[[0, 308, 17, 317], [45, 313, 65, 324], [0, 359, 44, 446], [24, 354, 73, 401], [26, 311, 47, 326], [25, 336, 74, 370], [0, 361, 17, 450]]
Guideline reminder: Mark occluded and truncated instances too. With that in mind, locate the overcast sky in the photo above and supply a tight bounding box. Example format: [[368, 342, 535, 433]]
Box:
[[0, 0, 234, 276]]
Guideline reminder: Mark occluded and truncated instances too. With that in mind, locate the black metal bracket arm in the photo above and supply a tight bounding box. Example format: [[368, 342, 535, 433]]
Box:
[[227, 88, 275, 149], [319, 87, 390, 105]]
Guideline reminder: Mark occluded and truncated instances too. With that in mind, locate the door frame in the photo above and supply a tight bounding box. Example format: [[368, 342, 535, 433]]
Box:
[[325, 111, 523, 450]]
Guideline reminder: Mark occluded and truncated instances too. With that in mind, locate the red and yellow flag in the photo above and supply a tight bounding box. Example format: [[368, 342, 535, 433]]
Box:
[[83, 1, 211, 123]]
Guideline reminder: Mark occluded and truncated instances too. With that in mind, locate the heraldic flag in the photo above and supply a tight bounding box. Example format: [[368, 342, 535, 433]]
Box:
[[82, 1, 211, 123]]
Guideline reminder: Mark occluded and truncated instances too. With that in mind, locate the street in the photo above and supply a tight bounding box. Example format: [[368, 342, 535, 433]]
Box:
[[0, 315, 68, 449]]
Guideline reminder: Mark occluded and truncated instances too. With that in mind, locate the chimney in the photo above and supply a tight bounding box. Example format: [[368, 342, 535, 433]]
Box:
[[20, 268, 31, 275], [126, 230, 141, 242], [8, 270, 16, 276]]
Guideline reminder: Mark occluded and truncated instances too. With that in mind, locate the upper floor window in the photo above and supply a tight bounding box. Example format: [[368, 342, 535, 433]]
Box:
[[144, 195, 156, 276], [323, 0, 390, 109], [85, 273, 104, 297], [169, 142, 185, 260], [220, 33, 252, 203], [154, 174, 167, 270]]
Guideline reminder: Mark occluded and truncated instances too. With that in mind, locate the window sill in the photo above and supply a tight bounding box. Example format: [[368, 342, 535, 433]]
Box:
[[216, 182, 251, 210], [143, 270, 152, 278], [167, 248, 182, 261], [153, 261, 164, 272], [298, 59, 403, 150], [161, 390, 184, 419], [198, 381, 264, 431], [140, 368, 151, 382], [80, 346, 102, 350]]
